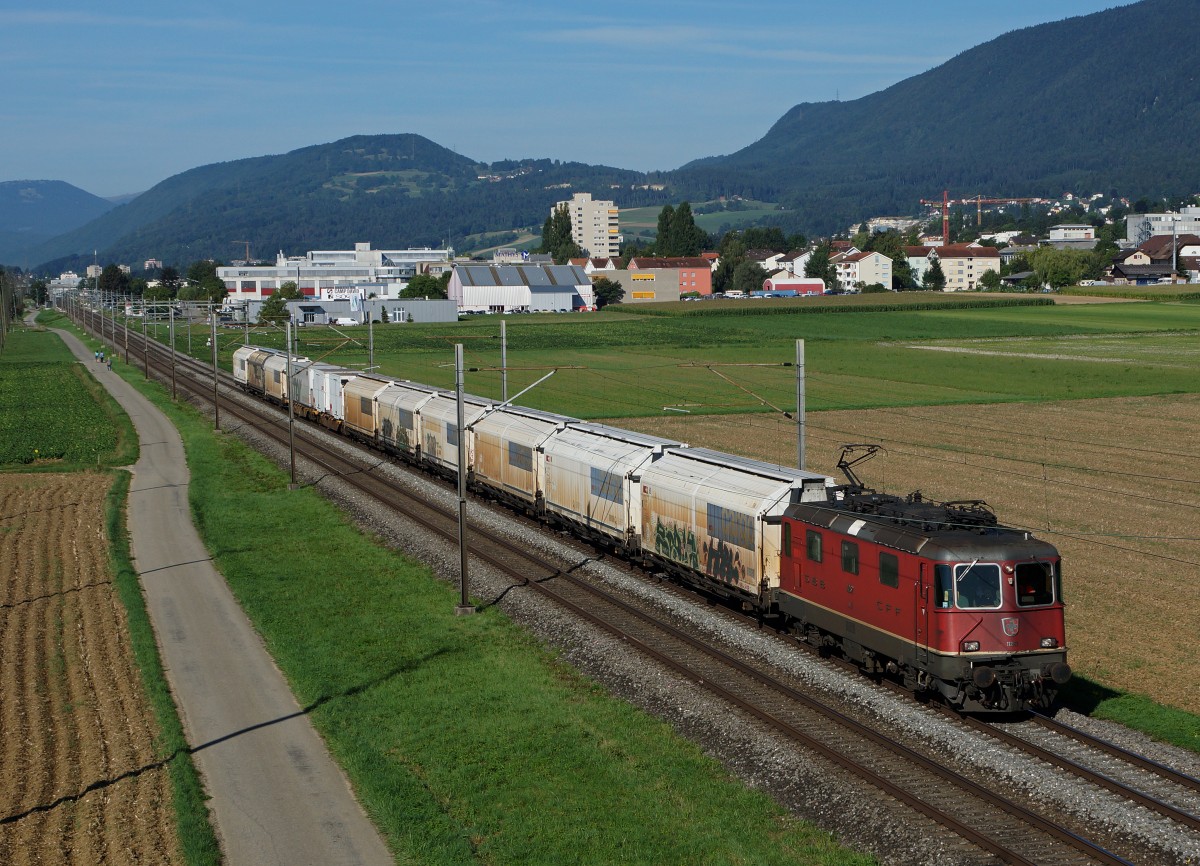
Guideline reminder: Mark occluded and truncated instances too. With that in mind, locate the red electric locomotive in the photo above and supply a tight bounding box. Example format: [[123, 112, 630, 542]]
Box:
[[774, 447, 1071, 712]]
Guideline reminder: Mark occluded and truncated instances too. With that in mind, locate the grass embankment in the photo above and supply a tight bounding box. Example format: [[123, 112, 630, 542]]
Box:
[[116, 351, 873, 864], [3, 310, 220, 864]]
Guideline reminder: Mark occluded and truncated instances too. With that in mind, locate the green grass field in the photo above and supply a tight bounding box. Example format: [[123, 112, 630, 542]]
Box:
[[620, 199, 785, 241], [224, 298, 1200, 421], [0, 315, 136, 468]]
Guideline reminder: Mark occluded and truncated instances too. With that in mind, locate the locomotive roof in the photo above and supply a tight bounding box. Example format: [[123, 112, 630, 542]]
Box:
[[785, 492, 1059, 561]]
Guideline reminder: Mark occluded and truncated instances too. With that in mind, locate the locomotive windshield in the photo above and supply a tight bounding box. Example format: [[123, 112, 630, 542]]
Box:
[[1016, 561, 1056, 606], [954, 562, 1003, 609]]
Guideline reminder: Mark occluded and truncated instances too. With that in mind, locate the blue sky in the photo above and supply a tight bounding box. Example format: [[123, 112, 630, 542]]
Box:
[[3, 1, 1126, 197]]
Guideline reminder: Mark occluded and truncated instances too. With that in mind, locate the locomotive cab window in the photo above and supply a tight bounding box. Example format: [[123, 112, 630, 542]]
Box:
[[806, 530, 822, 563], [841, 540, 859, 575], [879, 552, 899, 588], [1015, 562, 1055, 606], [935, 564, 953, 608], [955, 562, 1002, 609], [782, 523, 792, 558]]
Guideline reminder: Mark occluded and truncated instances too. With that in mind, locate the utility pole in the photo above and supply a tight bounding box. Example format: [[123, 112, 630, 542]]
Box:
[[368, 315, 374, 369], [286, 320, 297, 488], [500, 319, 508, 402], [142, 311, 149, 379], [210, 308, 220, 429], [455, 343, 473, 616], [796, 339, 805, 470], [169, 305, 177, 400]]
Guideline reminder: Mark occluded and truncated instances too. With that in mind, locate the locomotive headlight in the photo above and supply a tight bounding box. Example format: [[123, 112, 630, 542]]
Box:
[[961, 640, 980, 652], [1040, 637, 1058, 649]]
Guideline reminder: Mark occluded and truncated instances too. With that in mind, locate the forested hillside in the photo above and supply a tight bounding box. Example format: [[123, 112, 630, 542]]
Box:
[[676, 0, 1199, 234], [0, 181, 115, 264], [29, 134, 671, 273]]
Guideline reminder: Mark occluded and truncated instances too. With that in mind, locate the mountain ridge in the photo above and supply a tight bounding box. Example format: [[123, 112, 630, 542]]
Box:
[[8, 0, 1199, 271]]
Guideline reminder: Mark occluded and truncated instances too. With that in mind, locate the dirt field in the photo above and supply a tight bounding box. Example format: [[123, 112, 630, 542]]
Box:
[[615, 393, 1200, 715], [0, 473, 180, 865]]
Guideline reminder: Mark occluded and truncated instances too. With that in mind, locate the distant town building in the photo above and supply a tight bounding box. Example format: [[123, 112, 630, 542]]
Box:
[[47, 271, 82, 301], [1043, 224, 1099, 251], [1125, 206, 1200, 246], [554, 192, 620, 258], [931, 244, 1001, 291], [569, 257, 620, 274], [216, 242, 451, 302], [762, 276, 825, 295], [832, 250, 892, 288], [864, 216, 921, 233], [625, 256, 712, 295], [86, 264, 102, 278], [492, 248, 529, 264], [144, 258, 163, 271], [448, 263, 594, 313], [905, 246, 936, 286], [1049, 224, 1095, 241]]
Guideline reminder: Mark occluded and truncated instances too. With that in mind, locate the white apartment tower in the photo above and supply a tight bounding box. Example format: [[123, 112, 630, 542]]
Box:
[[555, 192, 620, 257]]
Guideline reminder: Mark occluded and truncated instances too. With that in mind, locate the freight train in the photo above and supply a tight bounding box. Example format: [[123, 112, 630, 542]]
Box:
[[234, 345, 1070, 712]]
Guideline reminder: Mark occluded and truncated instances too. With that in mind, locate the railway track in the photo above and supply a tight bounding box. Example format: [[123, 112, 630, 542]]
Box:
[[75, 309, 1200, 864]]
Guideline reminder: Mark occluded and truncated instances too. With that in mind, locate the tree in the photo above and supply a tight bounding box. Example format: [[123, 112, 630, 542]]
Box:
[[401, 273, 448, 299], [922, 258, 946, 291], [30, 279, 48, 306], [662, 201, 704, 256], [258, 281, 301, 324], [591, 276, 625, 308], [160, 266, 182, 294], [655, 205, 674, 254], [144, 283, 174, 303], [184, 260, 227, 304], [977, 270, 1002, 291], [540, 204, 581, 264], [712, 234, 747, 294], [803, 244, 837, 292], [731, 260, 766, 294], [98, 264, 130, 296], [1027, 247, 1098, 289]]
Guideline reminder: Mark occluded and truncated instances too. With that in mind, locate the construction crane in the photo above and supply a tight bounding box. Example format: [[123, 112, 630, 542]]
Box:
[[919, 191, 1045, 244], [232, 241, 252, 263]]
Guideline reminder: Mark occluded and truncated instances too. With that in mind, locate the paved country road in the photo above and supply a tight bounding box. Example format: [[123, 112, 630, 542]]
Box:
[[50, 320, 393, 866]]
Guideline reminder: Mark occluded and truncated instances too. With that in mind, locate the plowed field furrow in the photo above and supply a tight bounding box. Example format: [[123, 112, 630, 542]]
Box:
[[0, 473, 182, 865]]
